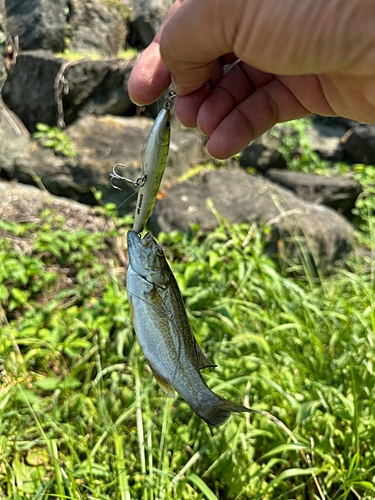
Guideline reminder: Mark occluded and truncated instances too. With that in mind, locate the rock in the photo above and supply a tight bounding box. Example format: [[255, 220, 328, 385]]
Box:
[[0, 0, 6, 88], [1, 51, 136, 131], [240, 125, 290, 173], [240, 142, 286, 173], [341, 123, 375, 165], [149, 169, 354, 269], [265, 169, 362, 215], [127, 0, 173, 49], [305, 117, 351, 161], [0, 105, 31, 178], [2, 50, 64, 131], [57, 57, 136, 126], [64, 114, 203, 208], [68, 0, 127, 57], [10, 114, 204, 211], [0, 179, 106, 234], [5, 0, 66, 52], [0, 179, 127, 269]]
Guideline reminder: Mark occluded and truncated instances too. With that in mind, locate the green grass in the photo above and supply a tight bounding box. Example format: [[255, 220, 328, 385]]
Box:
[[0, 199, 374, 499], [56, 48, 137, 61], [1, 127, 375, 499]]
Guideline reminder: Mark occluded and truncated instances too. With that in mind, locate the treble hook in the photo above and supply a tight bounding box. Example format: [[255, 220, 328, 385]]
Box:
[[109, 163, 147, 191]]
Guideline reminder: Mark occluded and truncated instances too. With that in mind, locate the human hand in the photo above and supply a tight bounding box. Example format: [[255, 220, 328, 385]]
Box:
[[128, 0, 375, 159]]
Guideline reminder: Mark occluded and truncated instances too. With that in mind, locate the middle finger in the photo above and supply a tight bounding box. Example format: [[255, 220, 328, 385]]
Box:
[[197, 62, 275, 135]]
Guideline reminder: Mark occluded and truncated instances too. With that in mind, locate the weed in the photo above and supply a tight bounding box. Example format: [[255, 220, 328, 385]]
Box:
[[56, 48, 137, 61], [1, 116, 375, 498], [0, 201, 374, 498], [32, 122, 77, 158]]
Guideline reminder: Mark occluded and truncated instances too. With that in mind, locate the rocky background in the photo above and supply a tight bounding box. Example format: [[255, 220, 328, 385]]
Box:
[[0, 0, 374, 270]]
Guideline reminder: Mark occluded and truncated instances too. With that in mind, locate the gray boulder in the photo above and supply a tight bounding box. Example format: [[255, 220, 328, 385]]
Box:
[[1, 51, 136, 131], [341, 123, 375, 165], [2, 51, 64, 130], [305, 117, 351, 161], [0, 180, 107, 234], [0, 0, 6, 88], [69, 0, 127, 57], [0, 105, 30, 178], [149, 169, 354, 269], [239, 125, 289, 173], [10, 114, 204, 210], [266, 169, 362, 215], [127, 0, 173, 49], [5, 0, 66, 52], [57, 57, 136, 126]]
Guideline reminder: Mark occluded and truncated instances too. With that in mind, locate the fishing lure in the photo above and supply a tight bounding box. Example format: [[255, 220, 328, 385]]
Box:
[[110, 90, 176, 233]]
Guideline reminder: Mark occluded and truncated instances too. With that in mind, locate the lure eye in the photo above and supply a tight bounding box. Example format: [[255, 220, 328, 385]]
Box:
[[166, 120, 171, 130], [155, 245, 164, 256]]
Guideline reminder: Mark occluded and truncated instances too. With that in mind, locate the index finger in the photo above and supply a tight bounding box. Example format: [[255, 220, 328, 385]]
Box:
[[128, 42, 172, 105]]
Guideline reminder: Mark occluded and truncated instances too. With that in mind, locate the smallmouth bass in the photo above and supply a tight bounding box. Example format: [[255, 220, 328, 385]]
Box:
[[126, 230, 255, 426]]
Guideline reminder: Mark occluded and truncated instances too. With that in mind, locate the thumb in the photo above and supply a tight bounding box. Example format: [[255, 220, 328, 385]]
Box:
[[160, 0, 234, 95]]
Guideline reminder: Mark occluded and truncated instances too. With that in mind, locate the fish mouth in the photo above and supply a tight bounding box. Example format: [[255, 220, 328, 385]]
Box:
[[127, 229, 141, 249], [127, 230, 156, 250]]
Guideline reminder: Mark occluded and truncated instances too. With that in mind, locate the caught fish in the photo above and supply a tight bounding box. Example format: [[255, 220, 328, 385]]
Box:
[[126, 230, 255, 426]]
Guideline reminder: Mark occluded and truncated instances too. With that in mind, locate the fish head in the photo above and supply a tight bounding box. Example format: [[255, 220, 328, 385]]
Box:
[[127, 230, 170, 287]]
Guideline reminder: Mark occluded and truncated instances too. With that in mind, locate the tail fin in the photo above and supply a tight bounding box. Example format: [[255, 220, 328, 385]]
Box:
[[192, 396, 256, 427]]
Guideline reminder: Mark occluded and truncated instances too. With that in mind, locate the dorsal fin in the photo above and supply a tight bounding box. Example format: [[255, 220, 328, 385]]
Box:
[[195, 342, 217, 370]]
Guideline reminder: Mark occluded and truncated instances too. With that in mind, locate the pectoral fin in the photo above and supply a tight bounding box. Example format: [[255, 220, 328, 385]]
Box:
[[195, 342, 216, 370]]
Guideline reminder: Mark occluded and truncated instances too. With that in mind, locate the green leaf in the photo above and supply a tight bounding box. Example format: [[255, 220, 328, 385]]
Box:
[[187, 474, 220, 500], [35, 376, 60, 391], [11, 288, 30, 304], [260, 443, 309, 460], [26, 447, 50, 466], [15, 389, 41, 404], [0, 284, 9, 301], [296, 400, 321, 424], [352, 481, 375, 491], [35, 122, 50, 132], [272, 467, 319, 483], [60, 377, 81, 390]]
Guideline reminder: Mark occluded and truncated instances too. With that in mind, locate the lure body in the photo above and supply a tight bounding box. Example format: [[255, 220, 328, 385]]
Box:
[[109, 92, 175, 233], [132, 106, 171, 233]]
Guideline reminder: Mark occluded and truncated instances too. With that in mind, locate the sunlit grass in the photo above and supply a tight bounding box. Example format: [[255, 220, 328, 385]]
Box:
[[1, 154, 375, 498], [1, 211, 375, 499], [56, 47, 137, 61]]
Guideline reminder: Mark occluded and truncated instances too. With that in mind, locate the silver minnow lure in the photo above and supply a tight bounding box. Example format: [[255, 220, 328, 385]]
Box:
[[109, 91, 175, 233], [132, 98, 171, 233], [126, 230, 255, 426]]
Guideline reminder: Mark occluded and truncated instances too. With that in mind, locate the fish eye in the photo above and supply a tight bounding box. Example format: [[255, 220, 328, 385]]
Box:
[[155, 245, 164, 256]]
